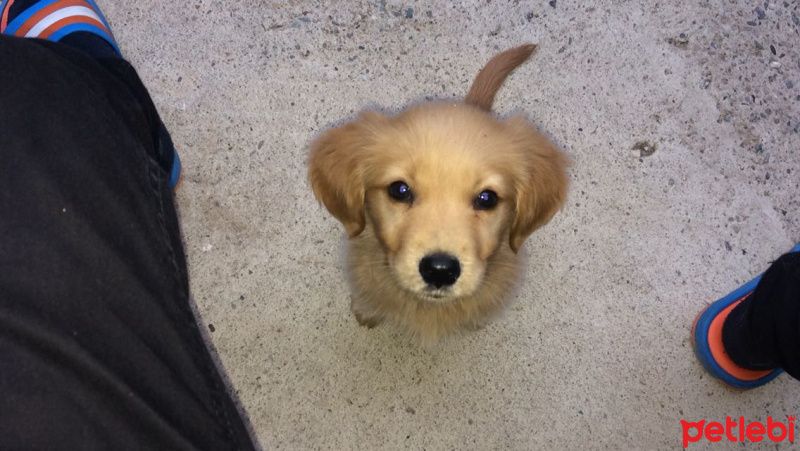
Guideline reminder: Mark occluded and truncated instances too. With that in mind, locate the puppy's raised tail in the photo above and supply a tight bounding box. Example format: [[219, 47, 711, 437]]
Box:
[[465, 44, 537, 112]]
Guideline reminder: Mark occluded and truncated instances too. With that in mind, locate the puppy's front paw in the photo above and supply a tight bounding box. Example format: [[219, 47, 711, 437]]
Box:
[[354, 312, 382, 329]]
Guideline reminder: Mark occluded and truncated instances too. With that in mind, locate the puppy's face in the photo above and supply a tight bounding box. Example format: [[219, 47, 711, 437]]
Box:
[[363, 106, 516, 301], [309, 103, 569, 303]]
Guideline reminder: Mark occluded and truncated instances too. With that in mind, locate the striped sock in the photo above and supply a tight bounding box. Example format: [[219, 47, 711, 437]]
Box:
[[1, 0, 121, 56]]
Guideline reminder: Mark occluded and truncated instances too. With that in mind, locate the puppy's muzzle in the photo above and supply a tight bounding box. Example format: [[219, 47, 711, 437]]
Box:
[[419, 253, 461, 288]]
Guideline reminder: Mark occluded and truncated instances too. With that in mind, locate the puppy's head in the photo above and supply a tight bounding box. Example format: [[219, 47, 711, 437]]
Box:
[[309, 104, 568, 302]]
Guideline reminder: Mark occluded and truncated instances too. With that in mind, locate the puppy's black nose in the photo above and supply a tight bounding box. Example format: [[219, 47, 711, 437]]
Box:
[[419, 253, 461, 288]]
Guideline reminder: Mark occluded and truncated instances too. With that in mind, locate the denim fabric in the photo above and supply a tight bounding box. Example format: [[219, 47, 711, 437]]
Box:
[[0, 35, 255, 450]]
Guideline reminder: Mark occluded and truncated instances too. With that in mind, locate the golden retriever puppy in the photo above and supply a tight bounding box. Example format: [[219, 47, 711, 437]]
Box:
[[308, 44, 569, 345]]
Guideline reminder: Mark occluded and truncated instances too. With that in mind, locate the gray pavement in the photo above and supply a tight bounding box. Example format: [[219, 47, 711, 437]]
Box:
[[105, 1, 799, 449]]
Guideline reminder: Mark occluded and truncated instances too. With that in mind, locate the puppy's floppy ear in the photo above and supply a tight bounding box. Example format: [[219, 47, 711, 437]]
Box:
[[506, 116, 571, 253], [308, 112, 385, 237]]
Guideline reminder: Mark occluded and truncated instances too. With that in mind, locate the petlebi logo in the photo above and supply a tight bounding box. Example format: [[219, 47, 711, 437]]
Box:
[[681, 415, 795, 448]]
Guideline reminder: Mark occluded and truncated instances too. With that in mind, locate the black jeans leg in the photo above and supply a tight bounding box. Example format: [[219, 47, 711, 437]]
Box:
[[0, 36, 256, 450], [723, 251, 800, 380]]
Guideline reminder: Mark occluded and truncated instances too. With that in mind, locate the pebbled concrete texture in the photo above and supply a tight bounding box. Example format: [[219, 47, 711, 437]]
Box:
[[104, 0, 798, 449]]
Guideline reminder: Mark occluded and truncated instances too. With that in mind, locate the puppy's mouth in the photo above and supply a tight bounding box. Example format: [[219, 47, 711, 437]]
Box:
[[419, 286, 455, 302]]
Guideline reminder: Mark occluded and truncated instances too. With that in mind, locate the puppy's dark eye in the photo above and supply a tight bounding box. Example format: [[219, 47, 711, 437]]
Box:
[[474, 190, 498, 210], [388, 181, 412, 202]]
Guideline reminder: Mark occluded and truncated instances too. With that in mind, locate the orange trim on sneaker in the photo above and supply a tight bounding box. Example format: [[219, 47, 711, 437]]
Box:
[[706, 296, 774, 381]]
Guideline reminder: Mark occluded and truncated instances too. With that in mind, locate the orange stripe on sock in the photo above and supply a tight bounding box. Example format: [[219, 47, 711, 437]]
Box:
[[1, 0, 17, 31], [707, 297, 775, 381], [14, 0, 90, 36], [37, 14, 107, 39]]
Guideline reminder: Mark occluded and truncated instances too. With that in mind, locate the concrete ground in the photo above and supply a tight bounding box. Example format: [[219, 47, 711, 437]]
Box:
[[105, 0, 798, 449]]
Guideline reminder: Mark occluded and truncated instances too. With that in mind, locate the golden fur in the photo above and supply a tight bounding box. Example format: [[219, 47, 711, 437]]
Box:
[[308, 45, 570, 345]]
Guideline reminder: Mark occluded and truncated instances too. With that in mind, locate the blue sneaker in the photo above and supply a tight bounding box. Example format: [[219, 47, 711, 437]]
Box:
[[692, 242, 800, 389]]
